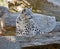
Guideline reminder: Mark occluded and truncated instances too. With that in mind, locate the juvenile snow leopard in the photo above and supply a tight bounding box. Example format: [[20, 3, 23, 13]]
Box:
[[16, 8, 43, 37]]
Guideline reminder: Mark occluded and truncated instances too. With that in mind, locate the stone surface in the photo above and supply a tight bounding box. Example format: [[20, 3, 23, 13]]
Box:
[[0, 35, 60, 49], [52, 22, 60, 32], [5, 12, 20, 26], [33, 13, 56, 33], [16, 32, 60, 47], [0, 36, 17, 49]]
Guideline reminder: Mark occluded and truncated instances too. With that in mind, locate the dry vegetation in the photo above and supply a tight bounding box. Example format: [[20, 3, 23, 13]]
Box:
[[0, 26, 16, 36]]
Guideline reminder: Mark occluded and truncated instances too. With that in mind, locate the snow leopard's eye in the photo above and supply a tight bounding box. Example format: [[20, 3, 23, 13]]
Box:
[[17, 21, 19, 23], [22, 9, 26, 14]]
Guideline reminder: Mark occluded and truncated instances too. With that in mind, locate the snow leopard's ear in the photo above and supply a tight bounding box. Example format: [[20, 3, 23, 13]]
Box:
[[29, 8, 32, 11]]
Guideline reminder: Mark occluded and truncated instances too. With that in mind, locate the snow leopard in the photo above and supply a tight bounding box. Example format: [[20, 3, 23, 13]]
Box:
[[16, 8, 43, 37]]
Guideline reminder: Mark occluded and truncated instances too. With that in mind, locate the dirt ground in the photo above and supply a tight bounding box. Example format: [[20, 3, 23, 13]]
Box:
[[0, 26, 16, 36]]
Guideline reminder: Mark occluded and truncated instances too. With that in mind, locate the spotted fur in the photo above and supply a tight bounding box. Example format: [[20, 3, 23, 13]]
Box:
[[16, 8, 43, 37]]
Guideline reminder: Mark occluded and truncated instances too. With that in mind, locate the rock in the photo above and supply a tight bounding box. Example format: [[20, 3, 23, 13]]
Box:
[[0, 36, 17, 49], [16, 33, 60, 47], [47, 0, 60, 6], [52, 22, 60, 32], [5, 12, 20, 26], [32, 13, 56, 32]]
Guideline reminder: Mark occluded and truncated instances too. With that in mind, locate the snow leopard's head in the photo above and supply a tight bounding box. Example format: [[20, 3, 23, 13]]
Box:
[[21, 8, 33, 19]]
